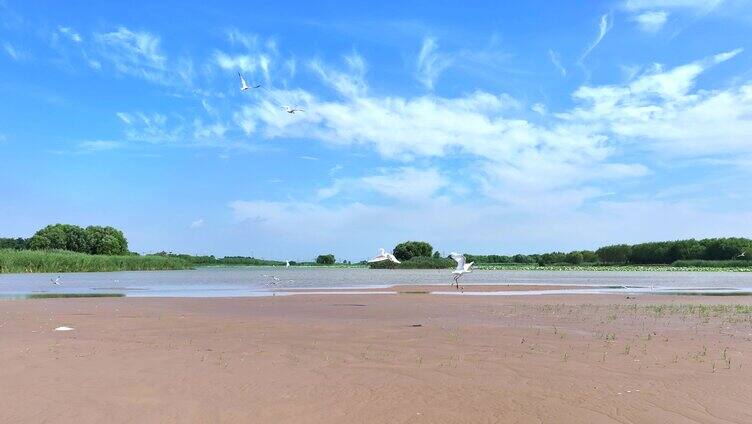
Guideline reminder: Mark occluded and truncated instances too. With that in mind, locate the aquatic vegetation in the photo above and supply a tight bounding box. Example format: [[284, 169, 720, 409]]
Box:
[[0, 249, 193, 273], [27, 293, 125, 298]]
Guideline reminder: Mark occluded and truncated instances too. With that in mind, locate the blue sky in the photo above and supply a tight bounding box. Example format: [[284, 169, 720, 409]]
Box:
[[2, 0, 752, 260]]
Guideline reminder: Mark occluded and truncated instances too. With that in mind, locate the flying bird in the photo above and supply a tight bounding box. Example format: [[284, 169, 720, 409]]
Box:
[[282, 106, 304, 114], [368, 248, 401, 264], [51, 276, 61, 286], [450, 252, 473, 291], [238, 72, 250, 91], [736, 251, 747, 259]]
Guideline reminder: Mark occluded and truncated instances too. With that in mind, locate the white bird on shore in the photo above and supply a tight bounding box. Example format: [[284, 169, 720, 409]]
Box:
[[450, 252, 473, 291], [368, 248, 401, 264], [50, 276, 61, 286], [285, 261, 290, 268], [282, 106, 304, 114]]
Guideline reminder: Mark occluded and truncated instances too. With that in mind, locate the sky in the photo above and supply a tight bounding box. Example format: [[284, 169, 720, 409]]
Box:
[[1, 0, 752, 261]]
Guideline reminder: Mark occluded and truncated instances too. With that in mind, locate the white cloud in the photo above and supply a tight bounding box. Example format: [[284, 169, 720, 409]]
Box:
[[416, 37, 452, 90], [193, 119, 227, 140], [118, 111, 183, 144], [189, 219, 204, 229], [94, 27, 170, 84], [58, 26, 82, 43], [561, 49, 750, 156], [76, 140, 122, 152], [236, 59, 635, 201], [2, 41, 26, 61], [634, 11, 669, 32], [318, 167, 448, 202], [579, 14, 612, 64], [548, 49, 566, 77], [214, 51, 259, 74], [624, 0, 724, 12], [116, 112, 133, 124]]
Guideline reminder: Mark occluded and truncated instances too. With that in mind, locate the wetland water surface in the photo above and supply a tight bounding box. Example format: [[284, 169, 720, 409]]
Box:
[[2, 267, 752, 298]]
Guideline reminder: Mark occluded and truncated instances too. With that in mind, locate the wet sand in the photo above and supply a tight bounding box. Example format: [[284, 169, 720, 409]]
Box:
[[2, 287, 752, 423]]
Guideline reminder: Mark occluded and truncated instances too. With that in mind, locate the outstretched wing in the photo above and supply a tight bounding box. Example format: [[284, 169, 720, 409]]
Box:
[[368, 256, 387, 263], [386, 254, 401, 264], [450, 252, 466, 271]]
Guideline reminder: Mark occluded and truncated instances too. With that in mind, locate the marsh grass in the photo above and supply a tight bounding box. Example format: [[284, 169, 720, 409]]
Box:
[[27, 293, 125, 299], [0, 249, 193, 273]]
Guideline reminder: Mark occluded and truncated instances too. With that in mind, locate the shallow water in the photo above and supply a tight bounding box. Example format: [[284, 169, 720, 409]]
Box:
[[2, 267, 752, 298]]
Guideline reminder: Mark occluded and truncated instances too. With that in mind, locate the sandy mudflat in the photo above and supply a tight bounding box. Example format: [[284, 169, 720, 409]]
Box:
[[2, 288, 752, 423]]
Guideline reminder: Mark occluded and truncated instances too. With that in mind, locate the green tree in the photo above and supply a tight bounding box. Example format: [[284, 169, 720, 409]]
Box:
[[580, 250, 599, 263], [565, 251, 584, 265], [85, 226, 128, 255], [0, 237, 28, 250], [596, 244, 631, 263], [316, 254, 335, 265], [512, 254, 534, 264], [28, 224, 90, 252], [392, 241, 433, 261]]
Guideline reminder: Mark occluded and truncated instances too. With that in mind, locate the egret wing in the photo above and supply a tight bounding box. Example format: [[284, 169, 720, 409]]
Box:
[[450, 252, 466, 271]]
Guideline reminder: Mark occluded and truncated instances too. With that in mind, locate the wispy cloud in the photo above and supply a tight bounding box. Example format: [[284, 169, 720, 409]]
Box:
[[416, 37, 452, 90], [579, 14, 612, 64], [189, 219, 204, 229], [57, 26, 82, 43], [2, 41, 27, 61], [548, 49, 566, 76], [623, 0, 724, 13], [318, 167, 449, 202], [93, 27, 176, 85], [76, 140, 123, 153], [633, 10, 669, 32]]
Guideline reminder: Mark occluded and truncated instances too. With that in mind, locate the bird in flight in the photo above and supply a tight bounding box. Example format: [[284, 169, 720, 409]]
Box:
[[282, 106, 304, 114], [450, 252, 473, 291], [368, 248, 401, 264], [238, 72, 261, 91], [50, 276, 61, 286]]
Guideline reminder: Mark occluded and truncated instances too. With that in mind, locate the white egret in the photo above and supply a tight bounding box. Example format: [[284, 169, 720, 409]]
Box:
[[368, 248, 401, 264], [450, 252, 473, 291], [238, 72, 250, 91], [282, 106, 304, 114]]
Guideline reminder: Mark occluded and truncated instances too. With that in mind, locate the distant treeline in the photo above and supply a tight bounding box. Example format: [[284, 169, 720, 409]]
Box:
[[152, 252, 285, 266], [467, 238, 752, 265]]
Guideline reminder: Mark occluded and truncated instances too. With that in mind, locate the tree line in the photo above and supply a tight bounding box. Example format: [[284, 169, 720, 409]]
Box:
[[466, 237, 752, 265]]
